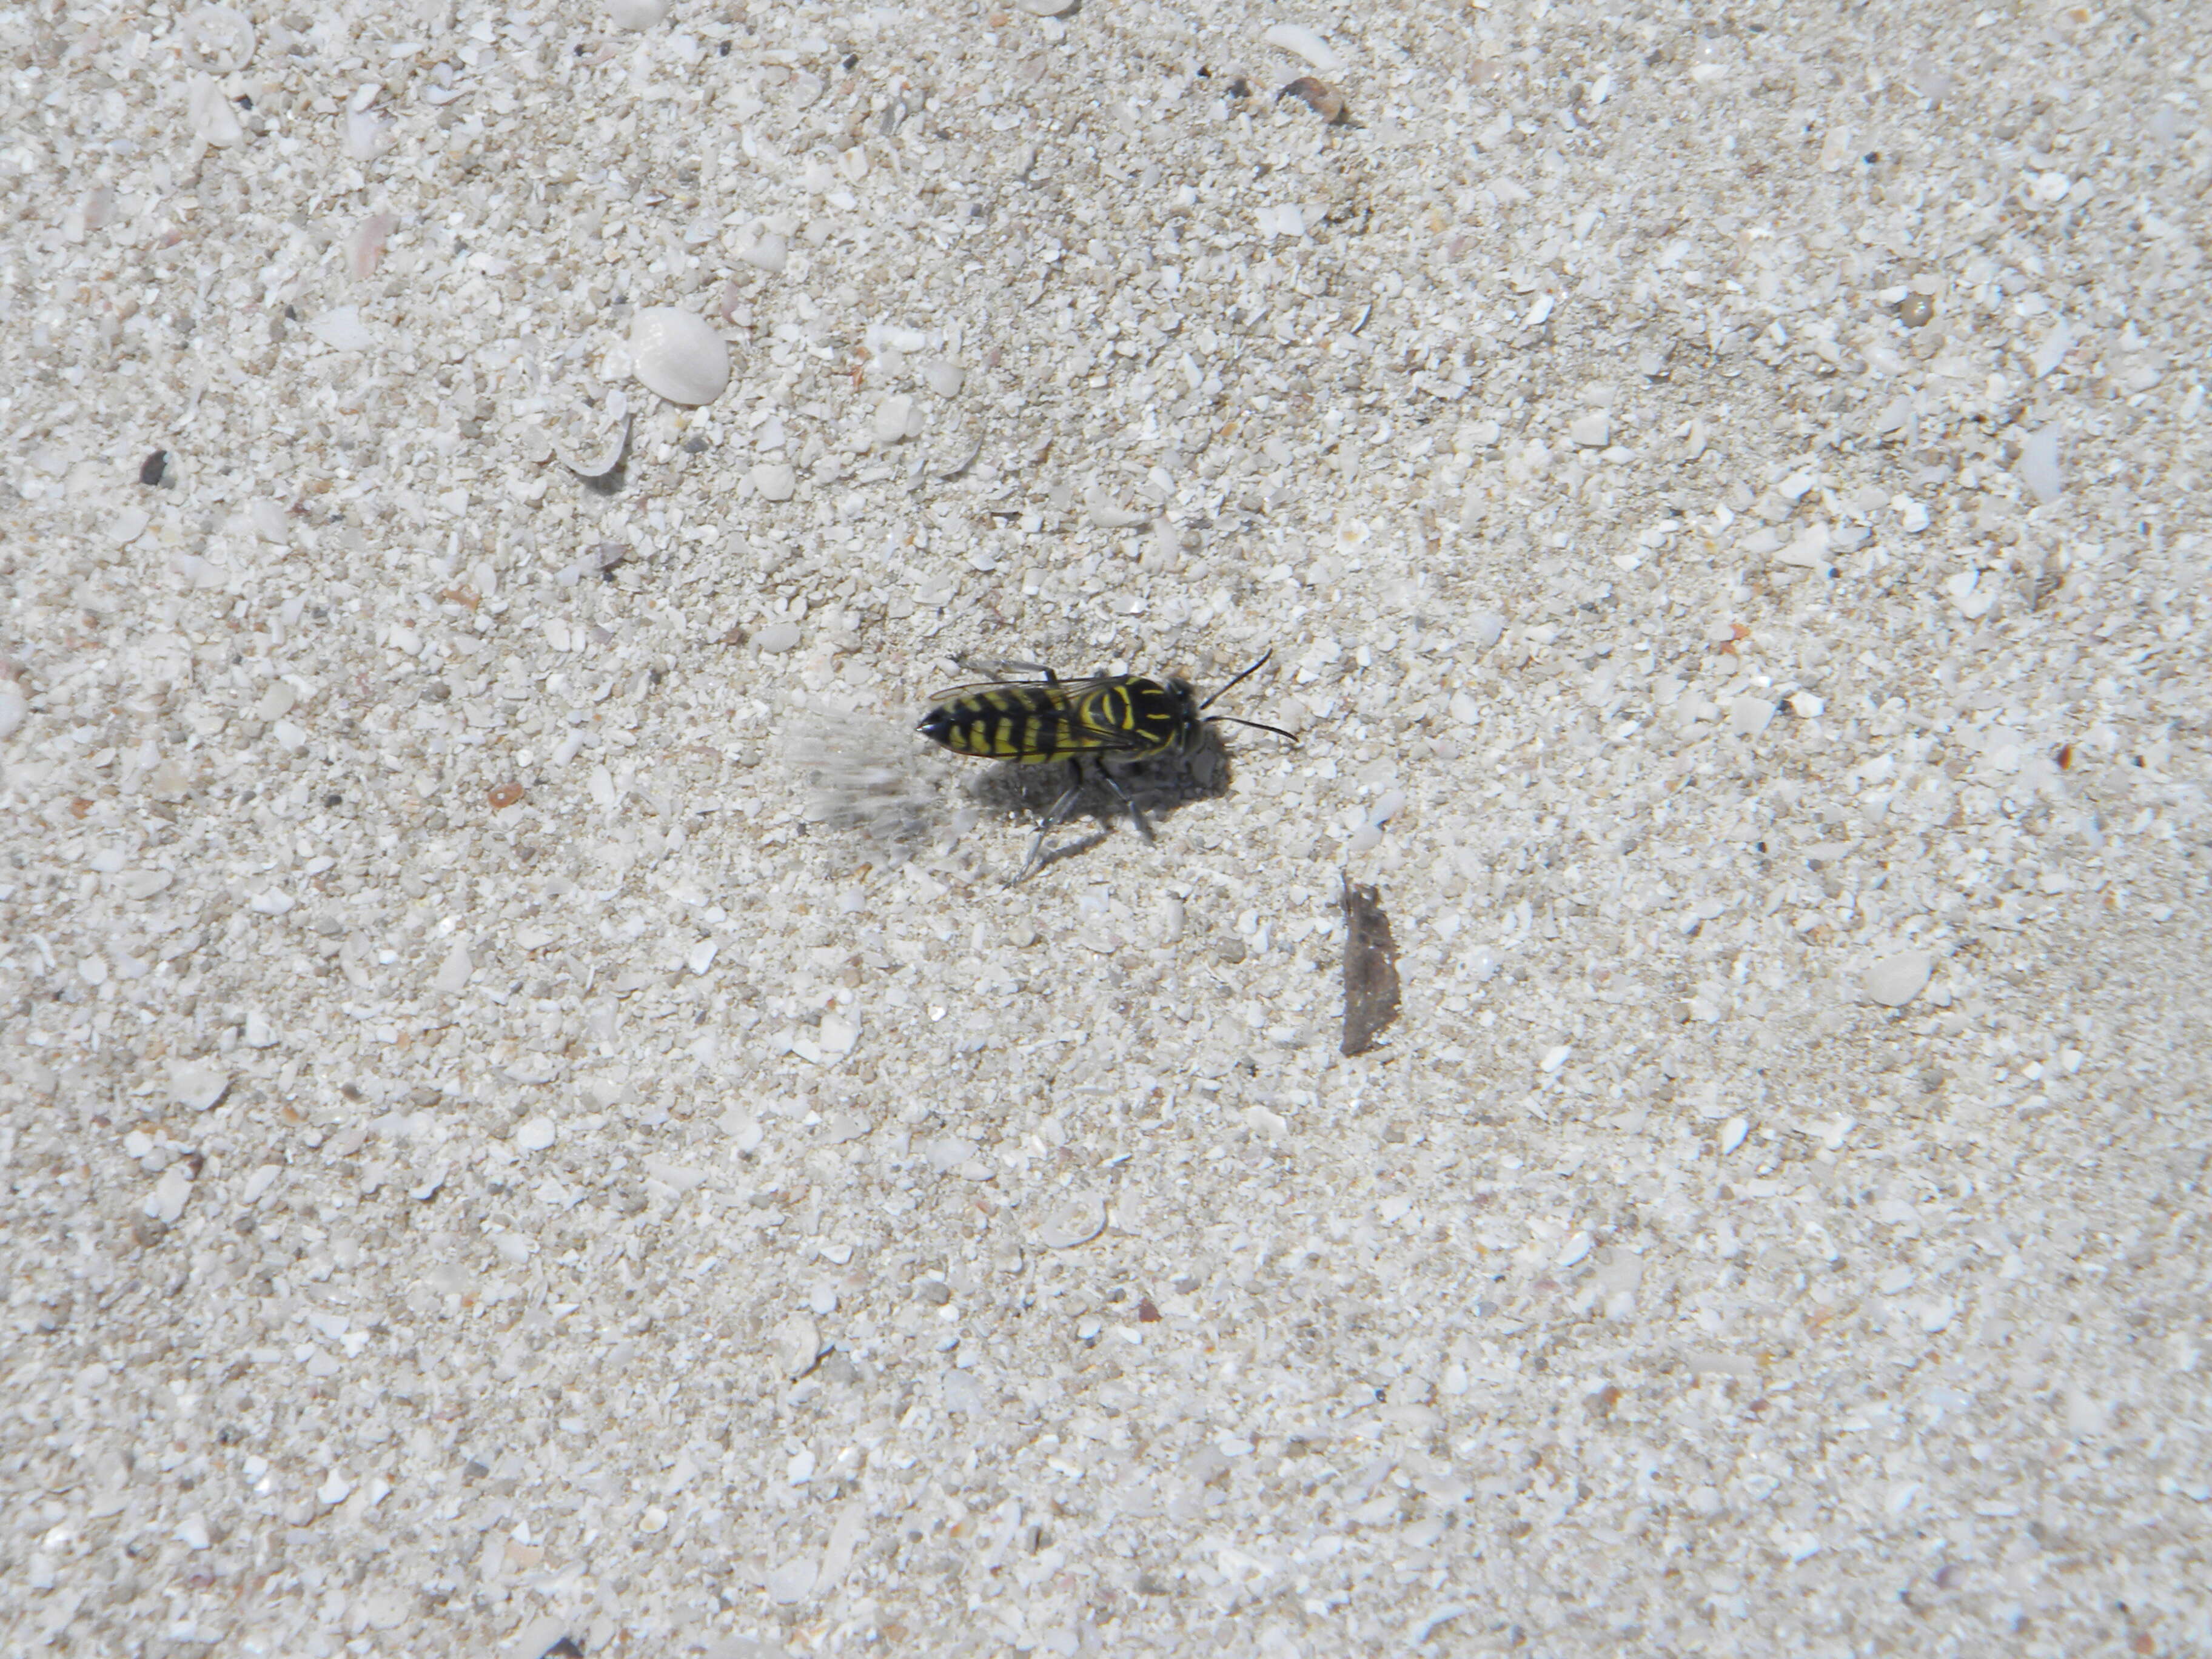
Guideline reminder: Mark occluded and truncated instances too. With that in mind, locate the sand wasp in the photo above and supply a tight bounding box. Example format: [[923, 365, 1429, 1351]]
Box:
[[917, 651, 1298, 880]]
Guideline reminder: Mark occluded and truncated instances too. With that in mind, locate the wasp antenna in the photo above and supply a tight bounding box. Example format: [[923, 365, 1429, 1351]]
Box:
[[1197, 648, 1275, 712], [1208, 715, 1301, 743]]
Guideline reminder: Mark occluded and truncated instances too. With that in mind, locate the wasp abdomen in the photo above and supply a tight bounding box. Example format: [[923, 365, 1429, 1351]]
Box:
[[919, 689, 1072, 762]]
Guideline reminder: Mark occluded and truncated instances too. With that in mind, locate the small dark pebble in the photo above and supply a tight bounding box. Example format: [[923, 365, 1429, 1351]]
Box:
[[1897, 292, 1935, 328], [138, 449, 167, 486]]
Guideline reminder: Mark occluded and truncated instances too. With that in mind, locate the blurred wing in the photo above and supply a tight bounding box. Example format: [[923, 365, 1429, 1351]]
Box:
[[922, 673, 1116, 707]]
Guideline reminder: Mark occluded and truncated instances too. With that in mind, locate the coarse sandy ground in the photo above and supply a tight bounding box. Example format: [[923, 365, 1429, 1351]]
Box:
[[4, 0, 2210, 1653]]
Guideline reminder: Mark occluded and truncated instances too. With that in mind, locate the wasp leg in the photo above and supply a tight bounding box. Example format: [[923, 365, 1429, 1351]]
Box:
[[1013, 758, 1087, 883], [1096, 765, 1155, 843]]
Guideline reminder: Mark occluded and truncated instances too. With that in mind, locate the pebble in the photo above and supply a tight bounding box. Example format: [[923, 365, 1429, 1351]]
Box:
[[1726, 695, 1775, 738], [1863, 950, 1934, 1008], [766, 1558, 819, 1604], [185, 75, 245, 147], [145, 1165, 194, 1225], [774, 1313, 823, 1379], [942, 1369, 990, 1415], [515, 1116, 557, 1151], [109, 506, 150, 548], [306, 307, 375, 352], [1897, 293, 1935, 329], [2032, 317, 2073, 379], [1085, 486, 1150, 528], [2019, 427, 2063, 503], [608, 0, 669, 26], [1019, 0, 1078, 15], [873, 394, 919, 445], [1264, 22, 1344, 73], [345, 213, 396, 283], [630, 307, 730, 406], [922, 358, 964, 398], [817, 1010, 860, 1058], [168, 1066, 231, 1119], [1037, 1191, 1107, 1249], [756, 620, 802, 654], [0, 683, 24, 740], [344, 105, 388, 163], [1569, 411, 1612, 448], [739, 231, 789, 274], [433, 943, 474, 994], [751, 461, 796, 501]]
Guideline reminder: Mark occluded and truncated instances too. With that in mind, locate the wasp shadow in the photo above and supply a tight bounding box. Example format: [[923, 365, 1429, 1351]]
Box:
[[963, 725, 1241, 876]]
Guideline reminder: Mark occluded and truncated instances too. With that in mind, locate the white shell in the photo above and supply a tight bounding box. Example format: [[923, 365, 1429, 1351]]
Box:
[[766, 1558, 818, 1604], [1085, 486, 1150, 529], [343, 107, 388, 161], [2019, 427, 2063, 503], [773, 1313, 823, 1379], [180, 5, 256, 72], [1263, 22, 1344, 73], [186, 75, 245, 147], [1726, 695, 1775, 738], [631, 307, 731, 406], [751, 461, 796, 501], [345, 213, 395, 282], [146, 1166, 195, 1225], [558, 412, 631, 478], [740, 232, 789, 274], [1036, 1191, 1107, 1249], [1021, 0, 1078, 14], [922, 358, 964, 397], [608, 0, 669, 27], [817, 1011, 859, 1056], [167, 1059, 230, 1111], [873, 394, 918, 445], [756, 621, 802, 653], [305, 306, 375, 351], [1863, 951, 1934, 1008]]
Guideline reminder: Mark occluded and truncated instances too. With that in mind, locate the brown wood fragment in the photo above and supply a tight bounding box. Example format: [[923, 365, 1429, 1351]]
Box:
[[1340, 875, 1401, 1056]]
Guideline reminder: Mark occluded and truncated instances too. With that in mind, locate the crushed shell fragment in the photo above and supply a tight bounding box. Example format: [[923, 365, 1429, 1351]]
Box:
[[1037, 1193, 1107, 1249]]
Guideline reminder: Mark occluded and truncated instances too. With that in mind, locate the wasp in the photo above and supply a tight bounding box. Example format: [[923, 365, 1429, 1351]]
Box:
[[916, 651, 1298, 880]]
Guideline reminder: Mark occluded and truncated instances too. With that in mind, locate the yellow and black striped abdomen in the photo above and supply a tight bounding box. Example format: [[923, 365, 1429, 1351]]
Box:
[[919, 686, 1085, 763]]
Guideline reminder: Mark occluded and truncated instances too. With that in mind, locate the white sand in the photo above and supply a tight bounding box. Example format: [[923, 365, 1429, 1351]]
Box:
[[4, 0, 2208, 1652]]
